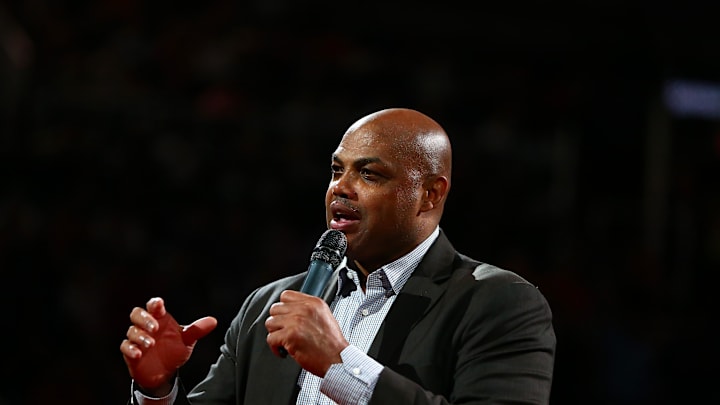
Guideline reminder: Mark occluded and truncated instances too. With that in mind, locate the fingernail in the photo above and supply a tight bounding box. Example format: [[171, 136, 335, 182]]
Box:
[[145, 320, 155, 332], [139, 335, 151, 348]]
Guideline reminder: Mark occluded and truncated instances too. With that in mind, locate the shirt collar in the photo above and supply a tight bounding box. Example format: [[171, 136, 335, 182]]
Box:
[[336, 226, 440, 298]]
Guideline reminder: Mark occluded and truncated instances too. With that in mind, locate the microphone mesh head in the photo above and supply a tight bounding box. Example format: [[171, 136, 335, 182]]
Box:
[[310, 229, 347, 268]]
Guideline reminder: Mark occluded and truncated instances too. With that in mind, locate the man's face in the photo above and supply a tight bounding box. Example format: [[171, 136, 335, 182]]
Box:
[[325, 126, 426, 271]]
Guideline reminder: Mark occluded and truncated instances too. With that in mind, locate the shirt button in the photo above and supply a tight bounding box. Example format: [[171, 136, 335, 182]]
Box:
[[353, 367, 362, 376], [361, 309, 369, 316]]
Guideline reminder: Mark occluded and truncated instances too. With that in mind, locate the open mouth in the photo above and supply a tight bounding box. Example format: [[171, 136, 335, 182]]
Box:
[[330, 200, 360, 230]]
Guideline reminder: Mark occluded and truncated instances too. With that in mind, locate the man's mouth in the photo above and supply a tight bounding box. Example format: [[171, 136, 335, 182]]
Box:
[[330, 200, 360, 230]]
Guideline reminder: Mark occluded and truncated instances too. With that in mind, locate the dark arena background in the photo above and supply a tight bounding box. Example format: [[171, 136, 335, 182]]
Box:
[[1, 1, 718, 404]]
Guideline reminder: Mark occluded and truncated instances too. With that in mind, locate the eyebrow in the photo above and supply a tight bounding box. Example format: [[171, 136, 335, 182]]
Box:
[[332, 154, 383, 167]]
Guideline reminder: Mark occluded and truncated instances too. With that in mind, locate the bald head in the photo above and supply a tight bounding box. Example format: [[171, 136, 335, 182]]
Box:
[[344, 108, 452, 189]]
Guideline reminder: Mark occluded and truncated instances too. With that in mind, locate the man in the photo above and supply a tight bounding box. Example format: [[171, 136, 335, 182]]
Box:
[[120, 107, 556, 404]]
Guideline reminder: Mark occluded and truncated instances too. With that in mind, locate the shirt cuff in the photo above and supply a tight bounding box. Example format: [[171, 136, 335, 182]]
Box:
[[132, 377, 179, 405], [320, 345, 384, 405]]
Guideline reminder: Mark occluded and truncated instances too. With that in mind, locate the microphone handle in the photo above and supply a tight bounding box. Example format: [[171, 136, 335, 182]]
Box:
[[279, 259, 336, 357], [300, 259, 336, 296]]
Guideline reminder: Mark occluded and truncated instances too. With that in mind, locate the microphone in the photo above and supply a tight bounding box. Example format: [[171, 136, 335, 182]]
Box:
[[278, 229, 347, 357], [299, 229, 348, 296]]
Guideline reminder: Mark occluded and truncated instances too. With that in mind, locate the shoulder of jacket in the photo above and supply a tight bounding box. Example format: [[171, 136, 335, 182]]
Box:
[[470, 261, 532, 286]]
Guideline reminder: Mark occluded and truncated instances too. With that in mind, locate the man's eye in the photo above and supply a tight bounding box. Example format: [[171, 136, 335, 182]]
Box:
[[360, 169, 375, 179], [331, 165, 342, 174]]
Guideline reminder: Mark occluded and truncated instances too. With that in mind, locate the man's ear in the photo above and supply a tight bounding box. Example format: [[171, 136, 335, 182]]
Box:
[[419, 176, 449, 212]]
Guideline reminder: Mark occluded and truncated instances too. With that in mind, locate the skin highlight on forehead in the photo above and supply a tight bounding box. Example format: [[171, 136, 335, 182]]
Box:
[[341, 108, 452, 183]]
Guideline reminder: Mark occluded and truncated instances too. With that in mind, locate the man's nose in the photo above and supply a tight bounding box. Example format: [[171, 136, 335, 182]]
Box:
[[332, 174, 357, 200]]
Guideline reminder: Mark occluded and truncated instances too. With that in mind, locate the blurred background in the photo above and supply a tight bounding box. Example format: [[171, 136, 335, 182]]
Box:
[[1, 1, 718, 404]]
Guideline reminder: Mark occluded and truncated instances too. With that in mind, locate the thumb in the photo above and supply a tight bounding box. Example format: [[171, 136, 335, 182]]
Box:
[[181, 316, 218, 346]]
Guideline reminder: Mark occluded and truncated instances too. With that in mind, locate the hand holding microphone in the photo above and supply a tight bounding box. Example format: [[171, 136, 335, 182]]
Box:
[[266, 230, 350, 376]]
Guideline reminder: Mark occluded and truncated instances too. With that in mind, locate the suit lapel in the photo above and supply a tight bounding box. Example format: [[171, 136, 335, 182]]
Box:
[[372, 230, 457, 365]]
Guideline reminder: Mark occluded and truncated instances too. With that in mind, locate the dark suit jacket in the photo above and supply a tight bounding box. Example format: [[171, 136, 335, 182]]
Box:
[[143, 230, 556, 404]]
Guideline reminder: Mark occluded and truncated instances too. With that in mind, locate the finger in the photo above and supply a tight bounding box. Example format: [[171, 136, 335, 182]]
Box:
[[268, 301, 289, 317], [264, 314, 293, 355], [120, 339, 143, 360], [278, 290, 305, 303], [279, 291, 324, 308], [181, 316, 218, 346], [264, 315, 281, 333], [127, 325, 155, 350], [146, 297, 167, 318], [266, 330, 289, 358], [130, 307, 158, 333]]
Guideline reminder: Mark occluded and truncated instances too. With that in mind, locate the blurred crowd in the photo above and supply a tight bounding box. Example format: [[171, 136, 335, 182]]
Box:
[[1, 1, 718, 404]]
